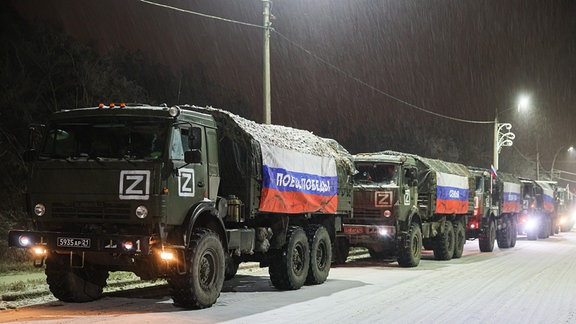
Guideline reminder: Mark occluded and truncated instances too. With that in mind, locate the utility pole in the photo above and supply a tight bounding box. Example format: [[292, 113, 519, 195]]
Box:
[[262, 0, 272, 124]]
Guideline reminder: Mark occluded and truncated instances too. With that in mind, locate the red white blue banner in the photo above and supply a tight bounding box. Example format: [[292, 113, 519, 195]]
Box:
[[502, 182, 521, 213], [436, 172, 469, 214], [543, 188, 555, 212], [259, 144, 338, 214]]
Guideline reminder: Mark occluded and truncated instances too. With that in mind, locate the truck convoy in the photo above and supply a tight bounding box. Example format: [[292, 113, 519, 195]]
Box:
[[517, 179, 557, 240], [466, 168, 521, 252], [8, 104, 355, 308], [335, 150, 474, 267], [7, 103, 574, 307]]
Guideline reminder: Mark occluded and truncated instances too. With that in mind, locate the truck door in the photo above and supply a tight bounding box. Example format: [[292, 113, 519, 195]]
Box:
[[165, 124, 208, 225]]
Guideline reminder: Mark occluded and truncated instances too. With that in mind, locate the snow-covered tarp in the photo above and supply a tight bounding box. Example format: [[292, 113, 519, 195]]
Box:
[[187, 106, 354, 214], [383, 150, 474, 214]]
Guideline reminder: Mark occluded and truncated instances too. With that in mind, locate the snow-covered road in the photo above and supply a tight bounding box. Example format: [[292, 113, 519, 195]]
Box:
[[3, 231, 576, 324]]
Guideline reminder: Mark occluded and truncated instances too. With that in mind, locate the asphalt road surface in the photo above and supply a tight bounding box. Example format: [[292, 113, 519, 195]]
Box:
[[2, 230, 576, 323]]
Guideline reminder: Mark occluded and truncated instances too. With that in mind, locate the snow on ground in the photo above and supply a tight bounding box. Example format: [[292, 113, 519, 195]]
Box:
[[2, 231, 576, 323]]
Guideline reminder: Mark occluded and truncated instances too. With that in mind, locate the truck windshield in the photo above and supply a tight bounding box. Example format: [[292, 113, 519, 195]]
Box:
[[40, 117, 169, 160], [354, 163, 398, 185]]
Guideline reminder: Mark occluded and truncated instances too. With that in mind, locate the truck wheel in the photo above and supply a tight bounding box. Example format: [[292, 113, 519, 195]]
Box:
[[305, 225, 331, 285], [45, 253, 108, 302], [509, 218, 517, 248], [497, 219, 512, 249], [433, 220, 455, 260], [552, 219, 559, 235], [479, 219, 496, 252], [224, 254, 240, 281], [333, 237, 349, 264], [169, 228, 225, 309], [397, 222, 422, 267], [269, 226, 310, 290], [538, 218, 550, 239], [452, 222, 465, 258]]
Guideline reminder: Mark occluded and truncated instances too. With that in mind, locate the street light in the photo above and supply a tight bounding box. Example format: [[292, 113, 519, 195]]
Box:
[[492, 96, 530, 171], [493, 122, 515, 170], [551, 146, 575, 180]]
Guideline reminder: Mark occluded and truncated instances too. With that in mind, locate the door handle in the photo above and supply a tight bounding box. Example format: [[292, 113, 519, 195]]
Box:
[[197, 181, 205, 187]]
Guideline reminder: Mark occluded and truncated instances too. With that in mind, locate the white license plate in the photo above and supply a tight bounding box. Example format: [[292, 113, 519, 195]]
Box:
[[57, 237, 91, 248]]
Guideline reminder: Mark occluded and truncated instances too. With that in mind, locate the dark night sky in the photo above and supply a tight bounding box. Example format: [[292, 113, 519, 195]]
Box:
[[11, 0, 576, 181]]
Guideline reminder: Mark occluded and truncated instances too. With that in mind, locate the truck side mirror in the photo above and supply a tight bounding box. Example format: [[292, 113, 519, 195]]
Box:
[[184, 149, 202, 164]]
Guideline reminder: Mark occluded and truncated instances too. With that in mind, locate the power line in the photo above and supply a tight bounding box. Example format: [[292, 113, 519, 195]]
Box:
[[138, 0, 263, 29], [139, 0, 493, 125], [273, 30, 493, 125]]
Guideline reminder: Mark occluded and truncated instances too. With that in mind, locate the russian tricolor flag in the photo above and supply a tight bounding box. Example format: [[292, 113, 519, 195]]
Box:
[[435, 172, 470, 214], [491, 165, 498, 180], [259, 144, 339, 214], [543, 188, 555, 212], [502, 182, 521, 213]]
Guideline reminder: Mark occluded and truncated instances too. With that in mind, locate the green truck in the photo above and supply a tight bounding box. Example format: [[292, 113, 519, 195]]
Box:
[[8, 104, 354, 308], [335, 151, 474, 267], [517, 179, 557, 240], [465, 168, 520, 251]]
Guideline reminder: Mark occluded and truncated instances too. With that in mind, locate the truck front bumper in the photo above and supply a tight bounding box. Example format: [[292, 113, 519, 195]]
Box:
[[8, 230, 152, 255]]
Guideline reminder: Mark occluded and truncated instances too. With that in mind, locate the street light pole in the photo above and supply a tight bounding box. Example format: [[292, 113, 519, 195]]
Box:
[[551, 146, 575, 180], [492, 114, 515, 171], [262, 0, 272, 124], [492, 96, 530, 171]]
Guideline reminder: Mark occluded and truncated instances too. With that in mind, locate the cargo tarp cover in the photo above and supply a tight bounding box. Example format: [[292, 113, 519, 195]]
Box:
[[189, 106, 354, 214], [382, 150, 473, 214]]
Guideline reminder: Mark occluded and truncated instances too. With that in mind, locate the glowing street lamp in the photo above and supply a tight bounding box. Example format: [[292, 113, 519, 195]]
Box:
[[492, 95, 530, 171]]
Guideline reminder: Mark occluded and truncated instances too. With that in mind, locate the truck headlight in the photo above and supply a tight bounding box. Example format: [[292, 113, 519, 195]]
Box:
[[168, 106, 181, 117], [135, 205, 148, 219], [19, 235, 31, 247], [34, 204, 46, 216]]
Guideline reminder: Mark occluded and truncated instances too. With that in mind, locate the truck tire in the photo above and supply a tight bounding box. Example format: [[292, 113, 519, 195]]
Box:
[[397, 222, 422, 267], [509, 218, 517, 247], [305, 225, 331, 285], [45, 253, 108, 303], [433, 220, 455, 260], [497, 219, 512, 249], [169, 228, 225, 309], [538, 218, 550, 239], [224, 254, 240, 281], [269, 226, 310, 290], [552, 219, 559, 235], [453, 222, 465, 259], [333, 237, 349, 265], [479, 219, 496, 252]]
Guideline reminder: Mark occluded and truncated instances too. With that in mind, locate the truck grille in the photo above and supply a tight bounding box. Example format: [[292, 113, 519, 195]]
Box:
[[52, 202, 132, 220], [353, 208, 383, 219]]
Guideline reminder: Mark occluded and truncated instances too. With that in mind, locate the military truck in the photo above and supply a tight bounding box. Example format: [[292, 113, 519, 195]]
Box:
[[8, 104, 354, 308], [466, 168, 520, 252], [517, 178, 556, 240], [335, 151, 474, 267]]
